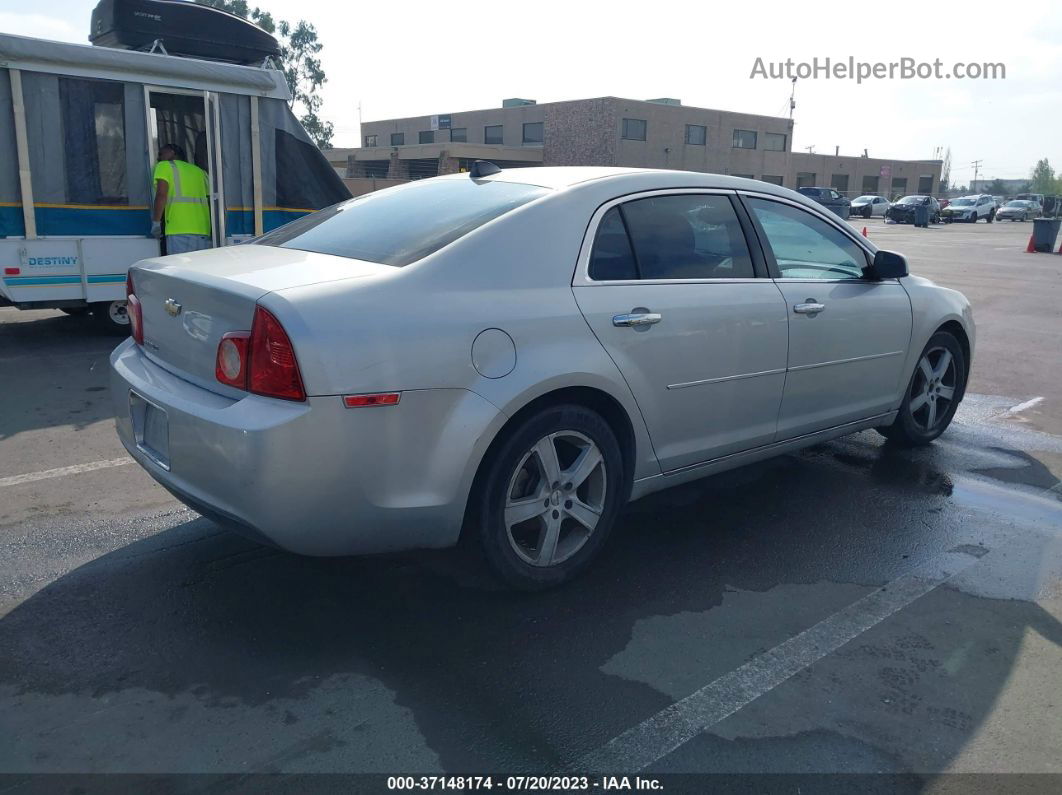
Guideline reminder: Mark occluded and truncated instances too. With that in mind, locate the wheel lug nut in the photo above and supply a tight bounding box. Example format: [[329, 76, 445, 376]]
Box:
[[552, 509, 559, 519], [564, 482, 572, 491], [544, 499, 550, 507], [564, 499, 573, 509]]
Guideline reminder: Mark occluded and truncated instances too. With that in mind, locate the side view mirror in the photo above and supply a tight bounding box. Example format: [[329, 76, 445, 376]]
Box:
[[870, 249, 908, 279]]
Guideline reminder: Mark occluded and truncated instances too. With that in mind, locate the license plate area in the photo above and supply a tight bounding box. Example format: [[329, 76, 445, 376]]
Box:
[[130, 391, 170, 470]]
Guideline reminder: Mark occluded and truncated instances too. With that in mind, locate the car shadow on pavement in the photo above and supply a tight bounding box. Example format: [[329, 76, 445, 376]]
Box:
[[2, 433, 1061, 774]]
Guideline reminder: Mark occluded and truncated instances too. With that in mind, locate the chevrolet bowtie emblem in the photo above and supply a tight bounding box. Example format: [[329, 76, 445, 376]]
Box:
[[164, 298, 182, 317]]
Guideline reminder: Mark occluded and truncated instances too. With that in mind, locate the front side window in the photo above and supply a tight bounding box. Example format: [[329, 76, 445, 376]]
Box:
[[763, 132, 787, 151], [419, 130, 434, 144], [685, 124, 706, 146], [391, 132, 404, 146], [621, 118, 647, 141], [59, 77, 127, 204], [747, 198, 868, 280], [484, 125, 503, 144], [733, 129, 757, 149], [522, 122, 544, 144], [590, 194, 754, 281], [255, 179, 548, 267]]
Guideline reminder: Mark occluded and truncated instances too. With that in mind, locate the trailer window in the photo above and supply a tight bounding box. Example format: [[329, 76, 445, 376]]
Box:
[[59, 78, 127, 204], [255, 178, 549, 266], [275, 129, 351, 210]]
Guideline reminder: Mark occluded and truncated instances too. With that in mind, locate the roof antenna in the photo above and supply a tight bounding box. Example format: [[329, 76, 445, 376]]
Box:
[[469, 160, 501, 179]]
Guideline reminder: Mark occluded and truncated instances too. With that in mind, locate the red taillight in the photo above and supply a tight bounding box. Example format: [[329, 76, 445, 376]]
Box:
[[214, 306, 305, 401], [215, 331, 251, 388], [126, 272, 144, 345], [4, 267, 19, 275], [247, 306, 305, 401]]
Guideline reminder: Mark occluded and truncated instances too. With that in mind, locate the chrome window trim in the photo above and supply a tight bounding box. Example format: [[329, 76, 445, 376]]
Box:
[[574, 188, 760, 286]]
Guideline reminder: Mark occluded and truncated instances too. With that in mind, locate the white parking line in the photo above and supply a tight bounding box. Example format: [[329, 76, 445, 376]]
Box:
[[1004, 396, 1044, 415], [569, 555, 981, 774], [0, 458, 133, 488]]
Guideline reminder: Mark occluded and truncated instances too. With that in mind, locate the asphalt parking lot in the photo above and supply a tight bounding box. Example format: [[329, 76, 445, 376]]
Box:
[[1, 218, 1061, 785]]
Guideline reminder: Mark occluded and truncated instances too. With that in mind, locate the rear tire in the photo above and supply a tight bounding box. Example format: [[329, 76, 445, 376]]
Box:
[[878, 332, 966, 447], [470, 404, 625, 590], [91, 300, 130, 335]]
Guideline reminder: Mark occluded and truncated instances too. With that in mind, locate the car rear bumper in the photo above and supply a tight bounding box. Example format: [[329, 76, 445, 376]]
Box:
[[110, 338, 503, 556]]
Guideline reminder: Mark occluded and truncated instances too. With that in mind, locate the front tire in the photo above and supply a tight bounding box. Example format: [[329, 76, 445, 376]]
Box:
[[90, 300, 130, 335], [878, 332, 966, 447], [470, 404, 625, 590]]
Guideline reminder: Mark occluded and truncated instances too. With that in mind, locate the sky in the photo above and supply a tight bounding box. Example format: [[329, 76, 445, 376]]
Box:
[[4, 0, 1060, 186]]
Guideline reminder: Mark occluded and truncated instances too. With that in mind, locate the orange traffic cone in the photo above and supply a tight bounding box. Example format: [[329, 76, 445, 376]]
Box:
[[1025, 235, 1036, 253], [861, 226, 868, 238]]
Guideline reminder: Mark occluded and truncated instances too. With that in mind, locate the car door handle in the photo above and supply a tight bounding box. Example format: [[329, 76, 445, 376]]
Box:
[[612, 312, 662, 327], [793, 301, 825, 315]]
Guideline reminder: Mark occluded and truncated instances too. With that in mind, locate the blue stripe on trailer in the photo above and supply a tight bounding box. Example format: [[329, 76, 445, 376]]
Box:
[[35, 207, 151, 237], [0, 205, 25, 237]]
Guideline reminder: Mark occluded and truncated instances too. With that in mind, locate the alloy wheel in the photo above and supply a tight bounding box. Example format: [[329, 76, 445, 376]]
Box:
[[909, 346, 957, 432], [504, 431, 607, 568]]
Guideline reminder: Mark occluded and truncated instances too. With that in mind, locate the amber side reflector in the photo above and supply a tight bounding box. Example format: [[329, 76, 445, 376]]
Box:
[[343, 392, 401, 408]]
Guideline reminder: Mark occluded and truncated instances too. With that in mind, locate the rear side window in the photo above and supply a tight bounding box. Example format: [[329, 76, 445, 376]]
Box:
[[588, 208, 638, 281], [624, 195, 754, 280], [255, 178, 549, 266]]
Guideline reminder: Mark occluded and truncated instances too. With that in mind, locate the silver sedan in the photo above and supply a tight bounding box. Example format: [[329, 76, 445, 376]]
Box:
[[111, 167, 975, 589]]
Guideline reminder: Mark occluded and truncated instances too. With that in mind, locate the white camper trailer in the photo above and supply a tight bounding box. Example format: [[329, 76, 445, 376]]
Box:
[[0, 26, 350, 330]]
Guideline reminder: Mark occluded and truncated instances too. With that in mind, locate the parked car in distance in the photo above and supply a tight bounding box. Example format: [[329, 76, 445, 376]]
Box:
[[942, 195, 996, 223], [850, 195, 890, 218], [111, 167, 974, 589], [995, 200, 1040, 222], [796, 186, 852, 219], [885, 195, 941, 225]]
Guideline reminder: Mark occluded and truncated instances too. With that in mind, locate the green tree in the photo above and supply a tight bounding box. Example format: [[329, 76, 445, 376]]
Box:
[[986, 178, 1008, 196], [197, 1, 333, 149], [1030, 158, 1056, 194]]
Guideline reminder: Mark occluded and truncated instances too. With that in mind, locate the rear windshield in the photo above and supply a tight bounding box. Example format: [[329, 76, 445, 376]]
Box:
[[254, 179, 550, 266]]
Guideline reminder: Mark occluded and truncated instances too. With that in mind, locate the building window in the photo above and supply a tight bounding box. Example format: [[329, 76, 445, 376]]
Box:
[[732, 174, 754, 179], [796, 172, 816, 188], [891, 177, 907, 197], [390, 132, 404, 146], [621, 118, 647, 141], [918, 175, 934, 194], [450, 128, 467, 143], [861, 175, 880, 194], [484, 125, 504, 144], [364, 134, 377, 147], [733, 129, 757, 149], [760, 175, 784, 186], [831, 174, 849, 192], [522, 121, 544, 144], [59, 77, 128, 204], [419, 130, 434, 144], [763, 132, 787, 152], [685, 124, 706, 146]]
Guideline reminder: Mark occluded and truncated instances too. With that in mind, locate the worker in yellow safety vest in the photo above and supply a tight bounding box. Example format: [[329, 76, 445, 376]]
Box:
[[151, 143, 212, 254]]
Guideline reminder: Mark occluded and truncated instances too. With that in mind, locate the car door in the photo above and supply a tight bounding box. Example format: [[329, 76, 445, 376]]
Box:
[[743, 195, 913, 439], [874, 197, 888, 216], [572, 191, 789, 473]]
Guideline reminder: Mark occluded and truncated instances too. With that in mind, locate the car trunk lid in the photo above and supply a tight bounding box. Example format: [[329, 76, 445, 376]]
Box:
[[133, 244, 389, 393]]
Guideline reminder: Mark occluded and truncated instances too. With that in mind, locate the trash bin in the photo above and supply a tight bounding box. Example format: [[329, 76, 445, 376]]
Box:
[[914, 203, 929, 228], [1032, 217, 1061, 252]]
